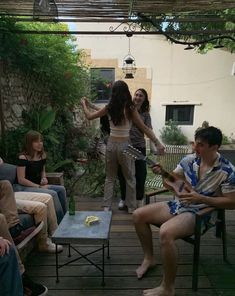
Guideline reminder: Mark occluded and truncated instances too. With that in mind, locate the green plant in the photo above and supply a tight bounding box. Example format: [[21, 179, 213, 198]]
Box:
[[160, 120, 188, 145], [222, 133, 233, 145], [0, 16, 90, 109]]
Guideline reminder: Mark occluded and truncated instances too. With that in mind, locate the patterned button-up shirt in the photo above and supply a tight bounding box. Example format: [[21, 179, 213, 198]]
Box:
[[173, 152, 235, 209]]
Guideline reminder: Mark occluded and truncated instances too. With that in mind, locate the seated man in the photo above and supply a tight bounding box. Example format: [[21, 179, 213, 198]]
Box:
[[0, 213, 48, 295], [133, 126, 235, 296], [0, 179, 63, 253]]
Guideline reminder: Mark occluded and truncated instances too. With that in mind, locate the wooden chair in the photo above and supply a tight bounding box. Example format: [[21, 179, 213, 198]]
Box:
[[145, 188, 227, 291]]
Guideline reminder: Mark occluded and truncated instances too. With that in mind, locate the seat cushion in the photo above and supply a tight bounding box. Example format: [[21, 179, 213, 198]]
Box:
[[0, 163, 17, 184]]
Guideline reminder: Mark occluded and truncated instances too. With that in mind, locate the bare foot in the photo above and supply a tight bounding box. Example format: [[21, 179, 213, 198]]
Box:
[[143, 286, 174, 296], [136, 258, 157, 279]]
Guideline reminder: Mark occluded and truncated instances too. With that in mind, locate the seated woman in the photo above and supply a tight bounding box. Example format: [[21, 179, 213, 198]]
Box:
[[13, 130, 67, 224]]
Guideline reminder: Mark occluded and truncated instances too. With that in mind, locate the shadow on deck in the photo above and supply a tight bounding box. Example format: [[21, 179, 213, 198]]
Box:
[[25, 195, 235, 296]]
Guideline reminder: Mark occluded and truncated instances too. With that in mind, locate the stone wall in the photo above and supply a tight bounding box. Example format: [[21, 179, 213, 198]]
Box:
[[1, 67, 27, 130], [0, 65, 87, 136], [0, 65, 51, 132]]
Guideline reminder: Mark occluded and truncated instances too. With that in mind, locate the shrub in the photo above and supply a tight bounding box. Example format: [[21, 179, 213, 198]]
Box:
[[160, 120, 188, 145]]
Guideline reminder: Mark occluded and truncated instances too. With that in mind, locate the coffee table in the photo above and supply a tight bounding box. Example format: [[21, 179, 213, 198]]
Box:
[[51, 211, 112, 286]]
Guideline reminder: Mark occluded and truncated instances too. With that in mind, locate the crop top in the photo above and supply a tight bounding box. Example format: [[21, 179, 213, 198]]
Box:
[[16, 157, 46, 184], [109, 117, 131, 138]]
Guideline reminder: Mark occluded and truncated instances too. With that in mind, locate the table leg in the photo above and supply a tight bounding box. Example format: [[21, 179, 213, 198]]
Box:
[[107, 240, 110, 259], [102, 244, 105, 286], [55, 244, 59, 283]]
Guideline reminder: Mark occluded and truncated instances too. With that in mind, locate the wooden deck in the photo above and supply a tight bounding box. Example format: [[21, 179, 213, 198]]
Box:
[[25, 195, 235, 296]]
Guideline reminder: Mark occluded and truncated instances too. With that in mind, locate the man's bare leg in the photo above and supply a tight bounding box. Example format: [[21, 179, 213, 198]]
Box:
[[143, 212, 195, 296], [135, 221, 156, 279], [133, 202, 173, 279]]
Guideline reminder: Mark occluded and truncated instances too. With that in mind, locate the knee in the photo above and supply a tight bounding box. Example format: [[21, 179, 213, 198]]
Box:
[[48, 190, 58, 199], [36, 203, 47, 216], [159, 225, 174, 245], [60, 186, 66, 196], [133, 208, 146, 224], [0, 180, 12, 191], [0, 213, 6, 223]]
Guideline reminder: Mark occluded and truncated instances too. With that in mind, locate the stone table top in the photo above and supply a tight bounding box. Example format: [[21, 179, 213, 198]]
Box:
[[52, 211, 112, 244]]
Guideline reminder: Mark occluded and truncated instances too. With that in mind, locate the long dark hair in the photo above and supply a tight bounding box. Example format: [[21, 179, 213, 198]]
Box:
[[135, 88, 150, 113], [107, 80, 134, 125]]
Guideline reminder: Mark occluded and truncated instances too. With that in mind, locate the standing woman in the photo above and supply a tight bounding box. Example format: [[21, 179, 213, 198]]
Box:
[[118, 88, 158, 209], [14, 130, 67, 223], [81, 80, 164, 213]]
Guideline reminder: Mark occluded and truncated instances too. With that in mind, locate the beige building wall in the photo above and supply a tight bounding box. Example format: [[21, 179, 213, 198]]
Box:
[[75, 22, 235, 142]]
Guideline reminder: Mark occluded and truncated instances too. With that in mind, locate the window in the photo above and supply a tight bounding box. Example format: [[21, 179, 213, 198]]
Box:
[[91, 68, 115, 102], [165, 105, 194, 125]]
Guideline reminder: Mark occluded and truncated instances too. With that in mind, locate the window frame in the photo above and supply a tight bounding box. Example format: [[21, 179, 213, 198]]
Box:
[[90, 68, 115, 103], [165, 104, 195, 125]]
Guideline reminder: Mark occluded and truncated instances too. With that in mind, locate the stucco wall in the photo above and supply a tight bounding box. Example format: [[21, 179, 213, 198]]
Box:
[[74, 22, 235, 142]]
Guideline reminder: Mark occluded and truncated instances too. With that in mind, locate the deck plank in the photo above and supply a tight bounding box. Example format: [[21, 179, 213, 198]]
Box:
[[25, 195, 235, 295]]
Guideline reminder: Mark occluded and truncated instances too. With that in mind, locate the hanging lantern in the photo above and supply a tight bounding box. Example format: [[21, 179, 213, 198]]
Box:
[[122, 36, 136, 79]]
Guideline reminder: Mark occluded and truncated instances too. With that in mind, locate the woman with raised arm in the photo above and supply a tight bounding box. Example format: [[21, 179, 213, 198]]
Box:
[[118, 88, 158, 210], [81, 80, 164, 213]]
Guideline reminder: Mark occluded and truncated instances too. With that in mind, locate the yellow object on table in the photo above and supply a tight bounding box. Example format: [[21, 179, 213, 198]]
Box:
[[84, 215, 100, 226]]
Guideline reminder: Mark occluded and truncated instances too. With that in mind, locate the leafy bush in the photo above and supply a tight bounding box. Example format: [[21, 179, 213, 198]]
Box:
[[160, 120, 188, 145], [0, 16, 90, 108]]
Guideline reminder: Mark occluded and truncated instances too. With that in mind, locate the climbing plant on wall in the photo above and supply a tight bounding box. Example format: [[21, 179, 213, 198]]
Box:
[[0, 16, 90, 108]]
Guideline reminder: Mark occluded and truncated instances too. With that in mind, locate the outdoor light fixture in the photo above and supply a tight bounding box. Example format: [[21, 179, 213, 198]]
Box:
[[122, 35, 136, 79], [33, 0, 58, 19], [38, 0, 51, 13]]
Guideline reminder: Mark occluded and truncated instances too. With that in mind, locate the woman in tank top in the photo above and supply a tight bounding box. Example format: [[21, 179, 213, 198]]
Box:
[[14, 130, 67, 224], [81, 80, 164, 213]]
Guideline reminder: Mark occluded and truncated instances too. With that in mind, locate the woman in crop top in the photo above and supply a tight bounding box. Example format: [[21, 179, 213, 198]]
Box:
[[118, 88, 158, 210], [14, 130, 67, 223], [81, 80, 164, 213]]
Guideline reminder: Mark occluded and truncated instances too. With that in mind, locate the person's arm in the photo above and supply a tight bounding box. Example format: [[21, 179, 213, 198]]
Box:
[[85, 98, 100, 111], [150, 141, 158, 155], [81, 97, 107, 120], [179, 190, 235, 210], [132, 109, 165, 154], [40, 157, 48, 185], [17, 156, 41, 188], [0, 237, 11, 256], [0, 157, 3, 165], [143, 113, 158, 155]]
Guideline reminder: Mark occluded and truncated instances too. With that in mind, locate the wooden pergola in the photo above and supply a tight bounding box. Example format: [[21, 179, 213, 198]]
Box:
[[0, 0, 234, 23]]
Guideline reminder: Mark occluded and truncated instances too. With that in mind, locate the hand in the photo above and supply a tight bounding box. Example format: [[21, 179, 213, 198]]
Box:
[[80, 97, 86, 107], [39, 184, 49, 189], [40, 177, 48, 185], [151, 164, 162, 174], [0, 237, 11, 257], [0, 157, 3, 165], [178, 190, 202, 205], [157, 144, 165, 155], [81, 97, 89, 106]]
